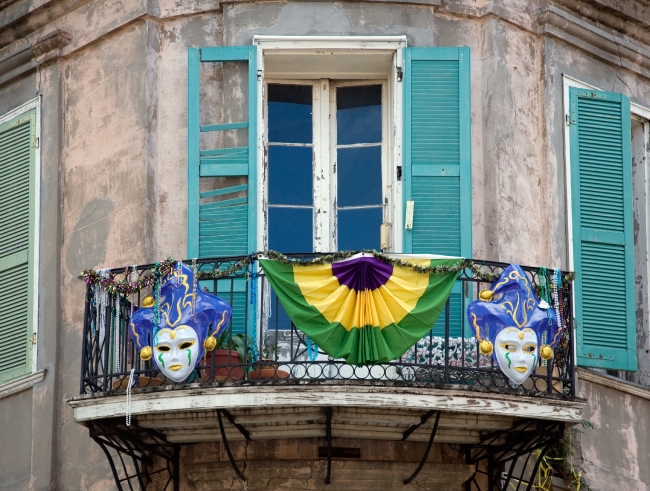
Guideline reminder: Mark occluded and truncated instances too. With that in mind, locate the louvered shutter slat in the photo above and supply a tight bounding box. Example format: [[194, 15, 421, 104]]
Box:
[[570, 88, 636, 370]]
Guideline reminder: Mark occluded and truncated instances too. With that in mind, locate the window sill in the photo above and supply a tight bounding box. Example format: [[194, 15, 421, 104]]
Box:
[[0, 369, 46, 401], [577, 367, 650, 401]]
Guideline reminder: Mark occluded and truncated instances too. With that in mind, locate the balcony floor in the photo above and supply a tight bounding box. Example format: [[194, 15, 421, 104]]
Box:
[[68, 381, 585, 445]]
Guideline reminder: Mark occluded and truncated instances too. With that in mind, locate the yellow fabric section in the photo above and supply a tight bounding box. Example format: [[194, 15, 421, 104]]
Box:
[[293, 260, 431, 331]]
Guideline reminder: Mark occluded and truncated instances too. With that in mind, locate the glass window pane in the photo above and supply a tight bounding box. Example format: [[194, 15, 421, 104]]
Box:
[[337, 208, 382, 251], [268, 146, 313, 205], [268, 84, 313, 144], [268, 207, 313, 253], [337, 146, 382, 207], [337, 85, 382, 145]]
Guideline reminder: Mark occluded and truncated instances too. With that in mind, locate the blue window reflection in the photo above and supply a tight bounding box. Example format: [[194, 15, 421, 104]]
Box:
[[337, 85, 382, 145], [268, 146, 313, 206], [268, 207, 313, 253], [268, 84, 313, 144], [337, 146, 382, 207], [338, 208, 382, 251]]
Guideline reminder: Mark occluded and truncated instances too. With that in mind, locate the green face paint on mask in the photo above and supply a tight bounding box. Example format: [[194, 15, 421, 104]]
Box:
[[158, 352, 165, 368], [186, 348, 192, 366], [504, 352, 512, 369]]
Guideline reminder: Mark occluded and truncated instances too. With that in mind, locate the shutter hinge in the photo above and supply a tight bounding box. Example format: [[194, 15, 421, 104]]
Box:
[[33, 137, 39, 148], [397, 165, 402, 181], [257, 69, 262, 81], [31, 333, 37, 345], [565, 114, 570, 126], [396, 66, 403, 82]]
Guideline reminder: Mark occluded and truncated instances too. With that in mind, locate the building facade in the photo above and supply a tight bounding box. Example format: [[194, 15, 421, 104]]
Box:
[[0, 0, 649, 489]]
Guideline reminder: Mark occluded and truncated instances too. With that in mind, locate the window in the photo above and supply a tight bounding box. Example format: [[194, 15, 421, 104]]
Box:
[[0, 99, 39, 384], [565, 77, 650, 372], [187, 40, 472, 335], [266, 81, 386, 252]]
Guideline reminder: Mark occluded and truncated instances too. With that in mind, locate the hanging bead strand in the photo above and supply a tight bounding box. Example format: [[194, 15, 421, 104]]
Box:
[[552, 268, 564, 334], [191, 258, 198, 316], [114, 294, 121, 373], [249, 259, 259, 362]]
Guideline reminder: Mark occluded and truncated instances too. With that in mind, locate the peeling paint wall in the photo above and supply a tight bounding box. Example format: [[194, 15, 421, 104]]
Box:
[[0, 0, 649, 489], [579, 379, 650, 490]]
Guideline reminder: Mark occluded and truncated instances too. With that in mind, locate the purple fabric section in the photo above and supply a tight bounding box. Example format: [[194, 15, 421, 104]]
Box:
[[332, 256, 394, 291]]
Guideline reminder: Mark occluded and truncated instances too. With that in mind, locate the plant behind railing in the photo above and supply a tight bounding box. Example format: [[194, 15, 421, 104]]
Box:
[[533, 420, 594, 491]]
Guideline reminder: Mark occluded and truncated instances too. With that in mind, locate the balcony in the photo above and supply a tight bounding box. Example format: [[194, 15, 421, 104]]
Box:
[[67, 254, 584, 490]]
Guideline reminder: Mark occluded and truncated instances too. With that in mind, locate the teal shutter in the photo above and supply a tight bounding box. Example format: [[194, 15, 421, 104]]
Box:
[[0, 109, 36, 383], [188, 46, 257, 258], [188, 47, 257, 334], [570, 88, 636, 370], [403, 47, 471, 337]]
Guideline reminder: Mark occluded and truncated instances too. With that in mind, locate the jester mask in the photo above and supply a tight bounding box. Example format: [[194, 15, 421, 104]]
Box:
[[466, 264, 561, 385], [129, 263, 232, 382]]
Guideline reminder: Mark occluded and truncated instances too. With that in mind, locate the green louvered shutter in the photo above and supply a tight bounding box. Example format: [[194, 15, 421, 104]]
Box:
[[570, 88, 636, 370], [188, 47, 257, 334], [403, 47, 471, 337], [0, 109, 36, 383]]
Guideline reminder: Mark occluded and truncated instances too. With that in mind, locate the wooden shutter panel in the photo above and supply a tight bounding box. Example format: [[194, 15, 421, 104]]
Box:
[[403, 47, 471, 337], [188, 46, 257, 258], [188, 47, 257, 334], [0, 109, 35, 383], [570, 88, 636, 370]]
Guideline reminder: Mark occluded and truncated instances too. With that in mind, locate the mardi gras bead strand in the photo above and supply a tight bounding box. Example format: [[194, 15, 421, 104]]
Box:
[[153, 262, 161, 345], [114, 294, 121, 373], [307, 336, 318, 362], [248, 261, 259, 362], [126, 367, 136, 426], [552, 268, 564, 333], [90, 287, 97, 338], [191, 258, 198, 316], [96, 269, 110, 368]]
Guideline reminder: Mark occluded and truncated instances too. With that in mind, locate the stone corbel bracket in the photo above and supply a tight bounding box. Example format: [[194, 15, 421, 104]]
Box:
[[0, 29, 71, 87]]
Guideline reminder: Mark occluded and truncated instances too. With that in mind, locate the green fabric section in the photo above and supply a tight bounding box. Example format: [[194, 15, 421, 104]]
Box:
[[259, 258, 460, 365]]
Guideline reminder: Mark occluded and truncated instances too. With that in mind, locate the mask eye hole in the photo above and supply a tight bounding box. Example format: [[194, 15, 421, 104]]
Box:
[[522, 344, 536, 354], [500, 343, 517, 352], [156, 345, 171, 352], [179, 341, 195, 350]]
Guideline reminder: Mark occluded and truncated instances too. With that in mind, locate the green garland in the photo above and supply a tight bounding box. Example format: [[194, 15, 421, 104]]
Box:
[[79, 250, 575, 294]]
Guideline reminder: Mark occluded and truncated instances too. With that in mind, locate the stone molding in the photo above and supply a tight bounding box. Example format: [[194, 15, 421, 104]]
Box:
[[577, 367, 650, 401], [0, 369, 46, 401], [0, 29, 70, 87], [540, 5, 650, 81], [1, 0, 650, 87]]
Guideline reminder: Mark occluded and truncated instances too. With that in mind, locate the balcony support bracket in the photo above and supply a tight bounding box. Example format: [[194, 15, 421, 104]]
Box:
[[217, 409, 247, 484], [404, 410, 441, 485], [464, 419, 565, 491], [402, 409, 436, 441], [88, 420, 179, 491], [221, 408, 252, 441]]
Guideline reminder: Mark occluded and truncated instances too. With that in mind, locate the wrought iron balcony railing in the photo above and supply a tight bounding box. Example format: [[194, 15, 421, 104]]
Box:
[[79, 254, 576, 398]]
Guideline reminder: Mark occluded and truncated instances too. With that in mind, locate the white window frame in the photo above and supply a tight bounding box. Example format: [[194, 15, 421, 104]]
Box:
[[254, 36, 407, 253], [0, 97, 41, 375], [562, 75, 650, 372]]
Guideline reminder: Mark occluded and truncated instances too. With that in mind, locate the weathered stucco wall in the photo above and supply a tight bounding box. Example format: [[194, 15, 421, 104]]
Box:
[[0, 0, 649, 489], [579, 376, 650, 491]]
